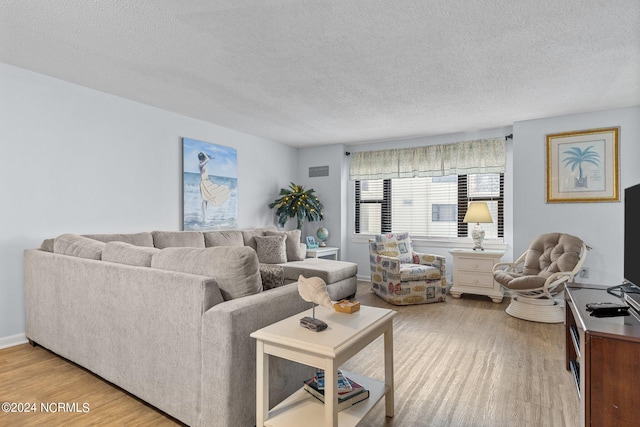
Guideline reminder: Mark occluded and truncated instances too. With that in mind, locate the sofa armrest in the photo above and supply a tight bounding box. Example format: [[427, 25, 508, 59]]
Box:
[[200, 283, 313, 427], [373, 253, 402, 274], [412, 251, 446, 277]]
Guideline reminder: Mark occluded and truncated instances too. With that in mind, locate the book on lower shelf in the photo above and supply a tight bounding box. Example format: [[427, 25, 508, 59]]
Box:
[[303, 371, 369, 411], [315, 369, 352, 391]]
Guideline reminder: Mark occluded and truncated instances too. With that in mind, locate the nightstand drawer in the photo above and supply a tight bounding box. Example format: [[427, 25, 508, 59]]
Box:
[[458, 272, 495, 288], [458, 257, 495, 272]]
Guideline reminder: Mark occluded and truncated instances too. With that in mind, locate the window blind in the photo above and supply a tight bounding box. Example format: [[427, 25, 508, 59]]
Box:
[[356, 173, 504, 239]]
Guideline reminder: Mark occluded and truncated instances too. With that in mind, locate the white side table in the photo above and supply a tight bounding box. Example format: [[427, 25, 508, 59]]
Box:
[[251, 305, 396, 427], [449, 249, 505, 303], [306, 246, 339, 260]]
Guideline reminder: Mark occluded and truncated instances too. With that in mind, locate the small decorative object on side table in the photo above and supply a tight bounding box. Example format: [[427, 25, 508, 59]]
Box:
[[334, 300, 360, 314], [297, 275, 334, 332], [306, 236, 319, 249], [449, 249, 505, 303], [317, 227, 329, 247]]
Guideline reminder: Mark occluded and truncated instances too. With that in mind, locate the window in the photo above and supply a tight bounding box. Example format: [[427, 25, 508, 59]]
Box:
[[432, 204, 456, 222], [355, 173, 504, 239]]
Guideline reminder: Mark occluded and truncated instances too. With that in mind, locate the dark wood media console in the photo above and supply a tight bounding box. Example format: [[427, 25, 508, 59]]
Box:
[[565, 285, 640, 426]]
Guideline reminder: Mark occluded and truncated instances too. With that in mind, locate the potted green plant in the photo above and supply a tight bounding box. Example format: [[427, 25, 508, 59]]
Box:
[[269, 183, 324, 229]]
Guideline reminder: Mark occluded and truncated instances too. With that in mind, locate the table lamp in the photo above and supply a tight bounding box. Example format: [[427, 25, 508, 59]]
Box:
[[463, 201, 493, 251]]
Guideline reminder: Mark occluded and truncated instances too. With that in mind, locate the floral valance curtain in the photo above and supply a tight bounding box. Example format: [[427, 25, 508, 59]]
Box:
[[349, 137, 505, 180]]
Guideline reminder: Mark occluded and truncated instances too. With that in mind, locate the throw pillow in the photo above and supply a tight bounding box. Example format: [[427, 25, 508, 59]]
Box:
[[254, 235, 287, 264], [265, 229, 306, 261], [103, 241, 160, 267], [150, 246, 262, 300], [53, 234, 105, 260], [259, 264, 286, 290]]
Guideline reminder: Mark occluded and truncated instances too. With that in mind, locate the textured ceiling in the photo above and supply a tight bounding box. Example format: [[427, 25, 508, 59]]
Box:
[[1, 1, 639, 147]]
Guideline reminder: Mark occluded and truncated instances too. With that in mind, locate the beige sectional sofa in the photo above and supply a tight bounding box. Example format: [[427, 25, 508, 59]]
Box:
[[25, 228, 357, 426]]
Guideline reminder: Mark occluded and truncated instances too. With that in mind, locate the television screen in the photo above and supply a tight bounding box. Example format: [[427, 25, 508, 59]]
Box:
[[625, 184, 640, 287]]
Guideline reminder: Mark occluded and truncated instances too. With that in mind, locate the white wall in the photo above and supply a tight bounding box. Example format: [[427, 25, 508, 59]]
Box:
[[3, 60, 637, 344], [0, 63, 298, 344], [513, 106, 640, 286], [296, 144, 350, 259]]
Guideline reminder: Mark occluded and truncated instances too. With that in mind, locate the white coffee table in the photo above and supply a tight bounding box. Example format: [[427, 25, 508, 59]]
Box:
[[250, 305, 396, 427]]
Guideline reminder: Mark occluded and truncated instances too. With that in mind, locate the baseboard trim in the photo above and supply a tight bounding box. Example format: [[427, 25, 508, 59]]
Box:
[[0, 333, 28, 350], [356, 274, 371, 281]]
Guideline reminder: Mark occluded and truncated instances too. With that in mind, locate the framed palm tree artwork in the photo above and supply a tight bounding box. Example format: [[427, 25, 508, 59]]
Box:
[[546, 127, 619, 203]]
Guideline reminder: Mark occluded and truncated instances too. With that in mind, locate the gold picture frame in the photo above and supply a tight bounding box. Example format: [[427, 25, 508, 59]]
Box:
[[546, 127, 619, 203]]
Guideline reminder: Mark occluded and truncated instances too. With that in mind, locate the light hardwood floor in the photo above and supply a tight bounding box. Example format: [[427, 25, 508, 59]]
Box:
[[0, 281, 579, 426]]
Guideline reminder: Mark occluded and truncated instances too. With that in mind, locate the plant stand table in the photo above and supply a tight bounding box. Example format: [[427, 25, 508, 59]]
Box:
[[306, 246, 339, 260], [250, 305, 396, 427]]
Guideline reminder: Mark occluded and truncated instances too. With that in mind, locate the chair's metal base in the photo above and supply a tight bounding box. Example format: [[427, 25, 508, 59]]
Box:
[[505, 296, 564, 323]]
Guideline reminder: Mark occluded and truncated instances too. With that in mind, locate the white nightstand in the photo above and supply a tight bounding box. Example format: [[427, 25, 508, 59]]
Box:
[[449, 249, 505, 303], [306, 246, 339, 260]]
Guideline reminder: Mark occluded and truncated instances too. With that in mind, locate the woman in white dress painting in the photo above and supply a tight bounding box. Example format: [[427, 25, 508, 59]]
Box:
[[198, 152, 231, 222]]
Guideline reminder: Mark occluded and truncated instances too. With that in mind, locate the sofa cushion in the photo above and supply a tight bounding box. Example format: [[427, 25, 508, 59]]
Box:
[[241, 229, 262, 251], [255, 235, 287, 264], [265, 230, 306, 261], [494, 271, 548, 290], [204, 230, 244, 247], [278, 258, 358, 284], [151, 231, 205, 249], [83, 232, 154, 247], [399, 264, 442, 281], [241, 226, 278, 250], [53, 233, 105, 260], [103, 241, 160, 267], [150, 246, 262, 300], [40, 238, 54, 252]]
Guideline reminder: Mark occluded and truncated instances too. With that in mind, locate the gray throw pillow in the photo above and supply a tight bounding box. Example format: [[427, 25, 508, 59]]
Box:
[[150, 246, 262, 300], [254, 235, 287, 264], [53, 234, 105, 260], [265, 230, 306, 261], [103, 241, 160, 267]]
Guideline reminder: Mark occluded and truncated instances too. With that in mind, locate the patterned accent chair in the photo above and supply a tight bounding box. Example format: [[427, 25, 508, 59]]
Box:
[[369, 233, 447, 305]]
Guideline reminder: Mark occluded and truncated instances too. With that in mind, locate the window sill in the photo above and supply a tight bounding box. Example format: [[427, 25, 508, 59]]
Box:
[[352, 233, 507, 252]]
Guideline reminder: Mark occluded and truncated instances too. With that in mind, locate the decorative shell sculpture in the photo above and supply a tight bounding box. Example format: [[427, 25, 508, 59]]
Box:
[[297, 275, 334, 310]]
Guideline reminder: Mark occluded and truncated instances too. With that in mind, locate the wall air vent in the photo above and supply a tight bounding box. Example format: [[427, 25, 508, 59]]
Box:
[[309, 166, 329, 177]]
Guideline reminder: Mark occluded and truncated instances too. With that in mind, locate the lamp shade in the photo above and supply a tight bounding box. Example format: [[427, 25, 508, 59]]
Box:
[[463, 202, 493, 224]]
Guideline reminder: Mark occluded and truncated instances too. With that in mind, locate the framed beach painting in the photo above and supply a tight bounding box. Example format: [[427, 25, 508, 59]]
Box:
[[546, 127, 619, 203], [182, 137, 238, 230]]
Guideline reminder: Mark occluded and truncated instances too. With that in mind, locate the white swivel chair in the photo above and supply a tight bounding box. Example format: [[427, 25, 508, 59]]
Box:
[[493, 233, 587, 323]]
